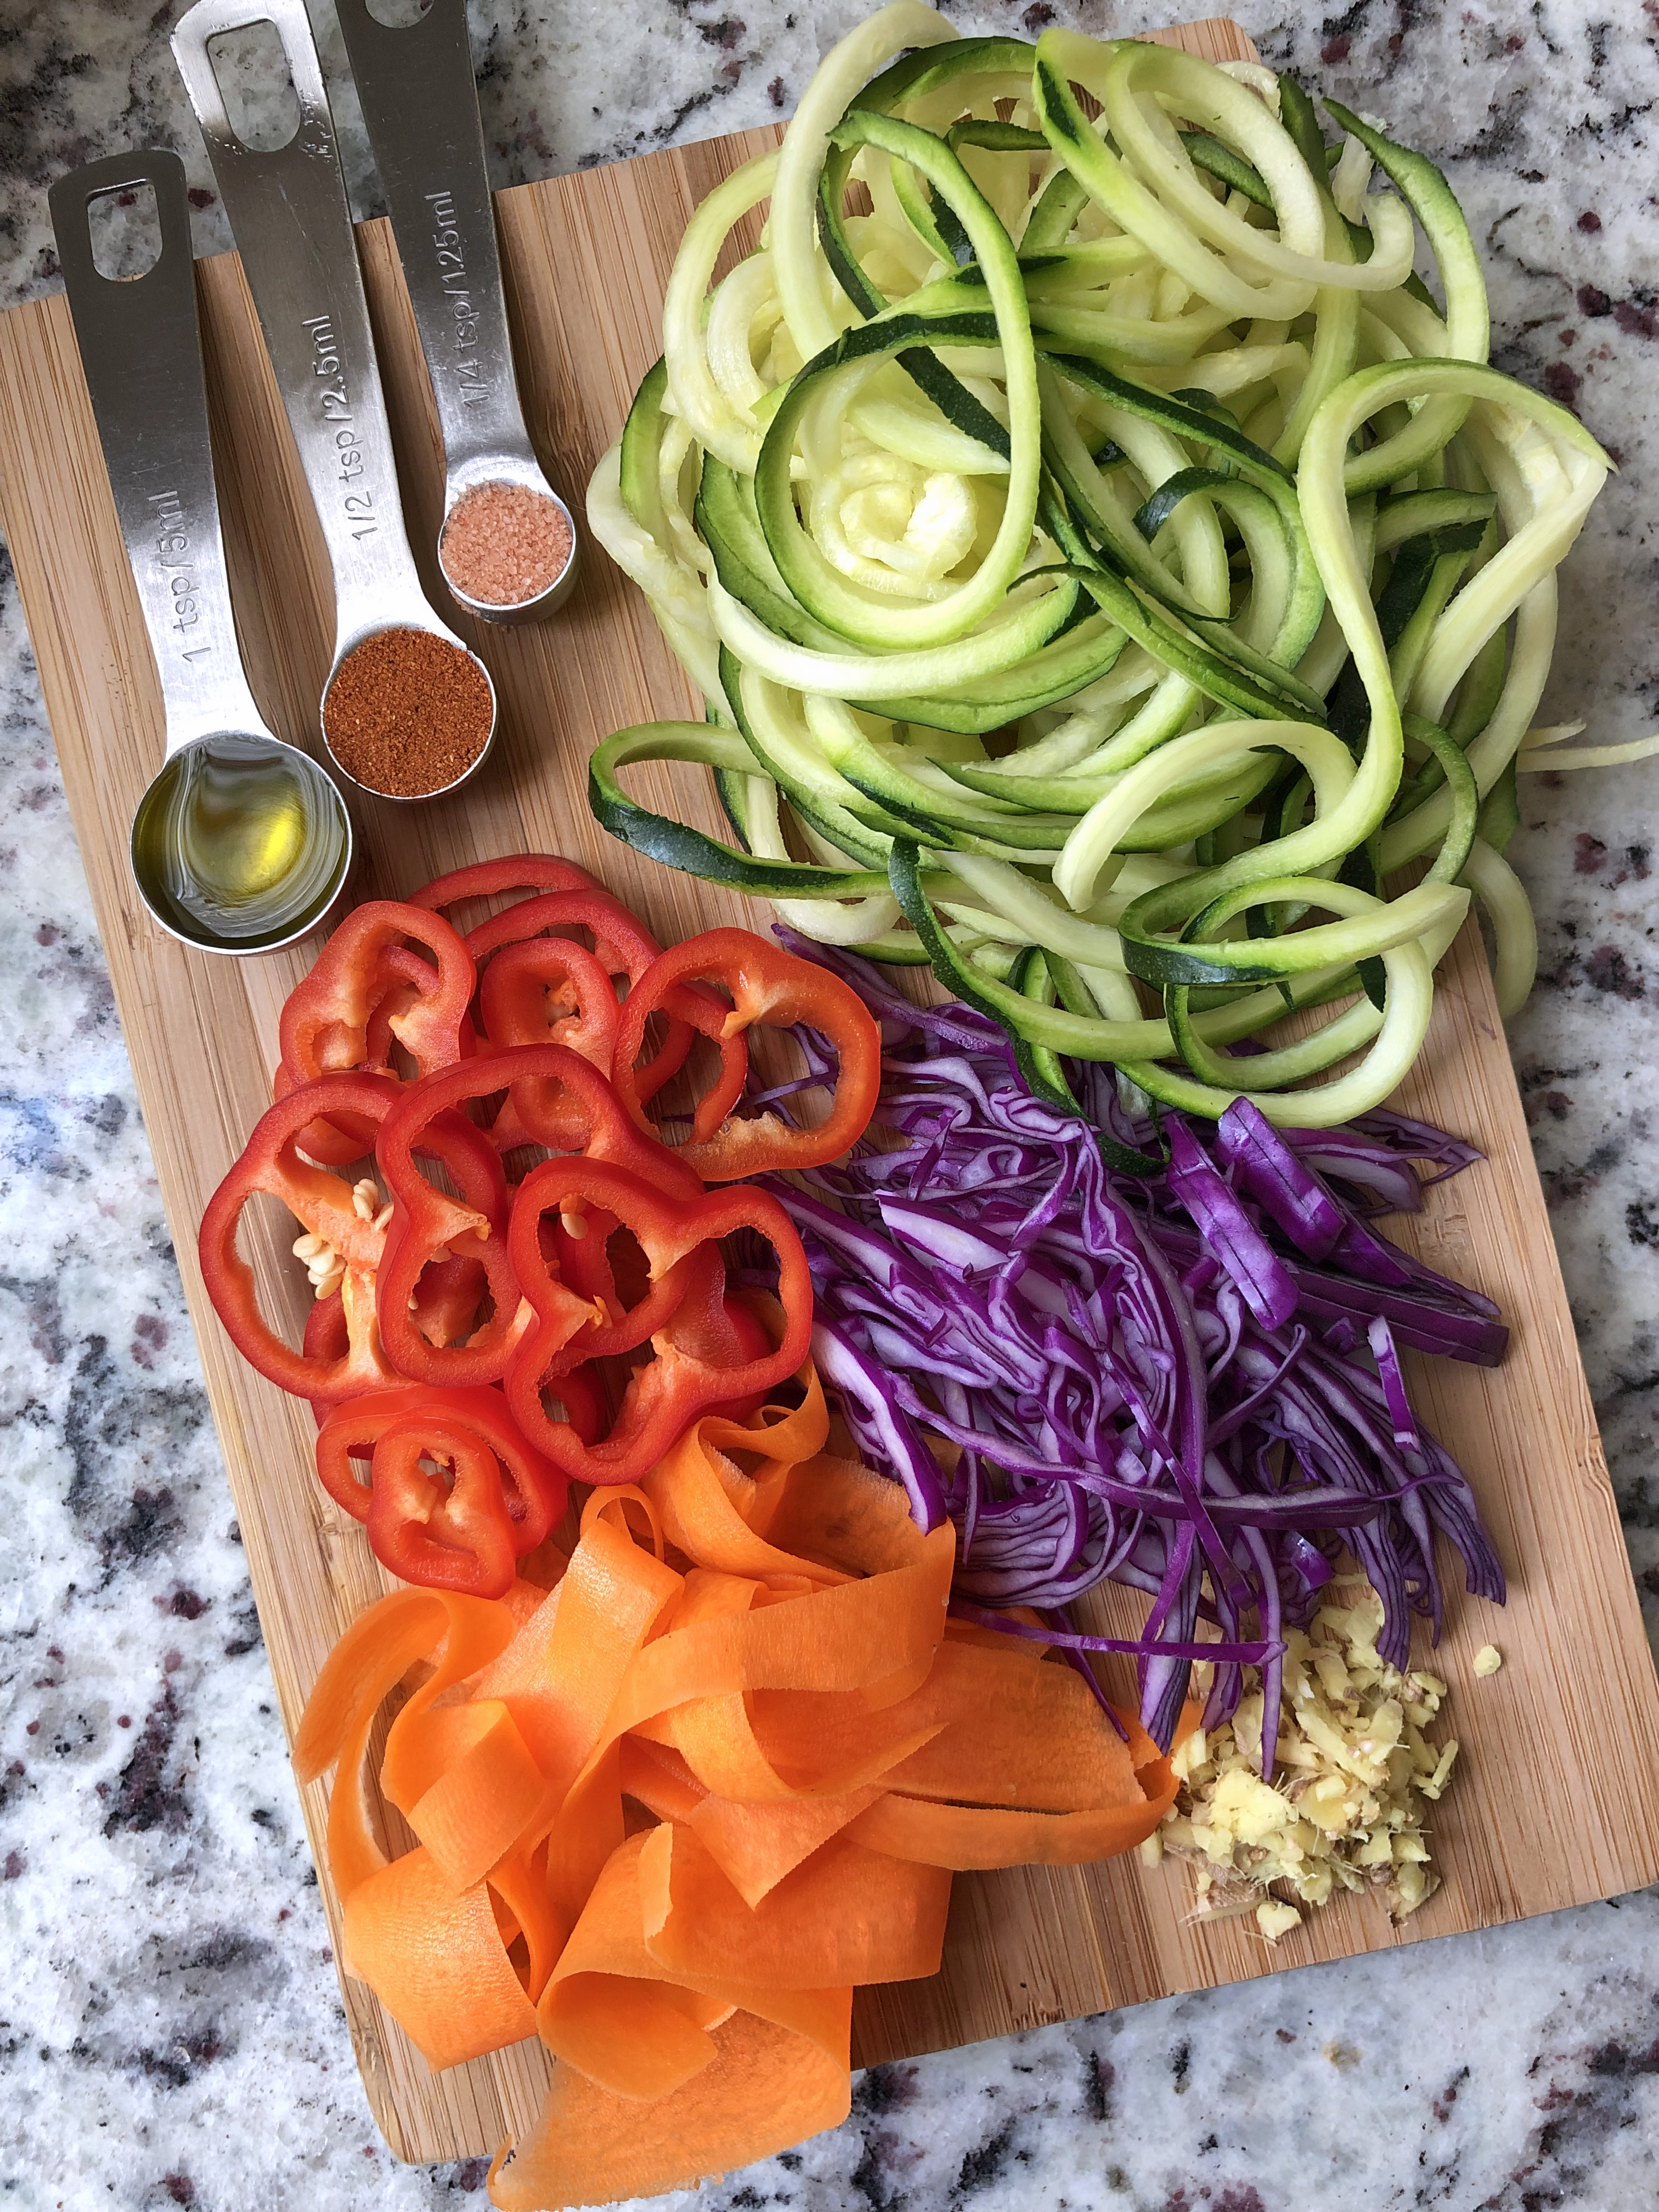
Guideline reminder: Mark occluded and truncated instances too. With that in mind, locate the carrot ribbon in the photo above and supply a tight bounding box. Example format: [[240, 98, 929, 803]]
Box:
[[294, 1365, 1175, 2208]]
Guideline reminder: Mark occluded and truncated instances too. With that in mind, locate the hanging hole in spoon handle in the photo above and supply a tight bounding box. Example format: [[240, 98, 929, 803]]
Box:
[[171, 0, 499, 802], [332, 0, 579, 625], [49, 146, 353, 955]]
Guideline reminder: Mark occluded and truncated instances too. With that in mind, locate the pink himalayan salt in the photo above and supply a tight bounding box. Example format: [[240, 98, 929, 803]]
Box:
[[440, 479, 573, 607]]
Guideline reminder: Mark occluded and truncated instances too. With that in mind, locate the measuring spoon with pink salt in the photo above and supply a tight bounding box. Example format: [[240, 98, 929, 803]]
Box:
[[332, 0, 579, 627]]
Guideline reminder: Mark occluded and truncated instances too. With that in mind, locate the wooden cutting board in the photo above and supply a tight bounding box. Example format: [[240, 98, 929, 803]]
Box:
[[3, 13, 1657, 2168]]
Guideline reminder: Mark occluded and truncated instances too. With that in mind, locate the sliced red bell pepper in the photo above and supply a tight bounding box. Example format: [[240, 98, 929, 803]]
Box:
[[693, 1285, 775, 1423], [570, 1243, 775, 1423], [478, 936, 619, 1066], [477, 938, 620, 1153], [368, 1416, 520, 1598], [373, 1045, 701, 1390], [272, 1064, 380, 1170], [374, 1080, 523, 1392], [493, 1045, 712, 1402], [391, 1042, 701, 1192], [273, 952, 442, 1166], [304, 1250, 490, 1410], [502, 1158, 812, 1486], [199, 1073, 405, 1404], [410, 855, 604, 918], [464, 888, 693, 1110], [466, 888, 661, 995], [303, 1288, 349, 1415], [279, 901, 475, 1093], [542, 1193, 657, 1329], [273, 943, 442, 1167], [410, 1250, 492, 1346], [611, 929, 882, 1180], [508, 1169, 704, 1395], [313, 1242, 494, 1348], [314, 1384, 573, 1577], [364, 943, 481, 1066], [529, 1210, 773, 1422]]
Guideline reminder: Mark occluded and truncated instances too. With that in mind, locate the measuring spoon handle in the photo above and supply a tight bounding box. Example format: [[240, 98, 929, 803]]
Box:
[[171, 0, 428, 648], [50, 149, 275, 758], [332, 0, 535, 479]]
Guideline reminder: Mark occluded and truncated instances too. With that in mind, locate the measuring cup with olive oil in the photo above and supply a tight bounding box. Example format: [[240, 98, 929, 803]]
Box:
[[50, 148, 352, 953]]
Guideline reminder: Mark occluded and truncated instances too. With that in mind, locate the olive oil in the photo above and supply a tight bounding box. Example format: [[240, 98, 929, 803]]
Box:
[[130, 736, 349, 950]]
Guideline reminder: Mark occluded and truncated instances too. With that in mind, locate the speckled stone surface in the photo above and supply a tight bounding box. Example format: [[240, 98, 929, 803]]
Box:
[[4, 3, 1659, 2208]]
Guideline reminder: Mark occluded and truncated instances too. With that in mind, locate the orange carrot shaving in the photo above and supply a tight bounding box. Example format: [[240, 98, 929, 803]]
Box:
[[687, 1785, 881, 1906], [294, 1365, 1177, 2206], [491, 2005, 850, 2211], [342, 1846, 539, 2070]]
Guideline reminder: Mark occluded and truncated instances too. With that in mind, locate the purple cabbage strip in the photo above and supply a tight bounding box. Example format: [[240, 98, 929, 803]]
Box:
[[752, 933, 1506, 1763], [1217, 1098, 1347, 1259], [1167, 1115, 1298, 1332], [1352, 1107, 1487, 1187], [1368, 1316, 1421, 1454]]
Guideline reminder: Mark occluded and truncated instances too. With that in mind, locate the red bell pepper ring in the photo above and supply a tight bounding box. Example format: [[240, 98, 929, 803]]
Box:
[[542, 1194, 653, 1324], [530, 1202, 766, 1417], [271, 1065, 379, 1170], [199, 1073, 406, 1405], [466, 887, 661, 995], [544, 1235, 772, 1421], [363, 943, 482, 1066], [501, 1158, 812, 1486], [373, 1045, 700, 1390], [374, 1079, 525, 1391], [476, 937, 620, 1153], [368, 1417, 520, 1598], [508, 1165, 706, 1392], [611, 928, 883, 1180], [408, 1251, 492, 1349], [389, 1041, 701, 1193], [478, 936, 619, 1065], [303, 1289, 349, 1420], [279, 901, 475, 1092], [271, 936, 431, 1165], [314, 1384, 572, 1562], [528, 1058, 706, 1306], [464, 888, 694, 1110], [675, 1280, 776, 1422], [703, 1291, 778, 1424], [410, 854, 604, 918], [273, 953, 452, 1167]]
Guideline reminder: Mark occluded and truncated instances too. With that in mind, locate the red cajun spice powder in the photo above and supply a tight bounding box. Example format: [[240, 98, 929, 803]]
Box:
[[322, 627, 492, 798], [439, 480, 573, 607]]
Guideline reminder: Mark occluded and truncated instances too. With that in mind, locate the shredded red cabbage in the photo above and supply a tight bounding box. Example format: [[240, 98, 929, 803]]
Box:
[[751, 930, 1506, 1765]]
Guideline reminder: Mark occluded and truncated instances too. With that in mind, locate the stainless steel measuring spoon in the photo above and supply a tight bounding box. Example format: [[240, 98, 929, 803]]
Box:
[[50, 147, 353, 955], [332, 0, 579, 625], [172, 0, 497, 801]]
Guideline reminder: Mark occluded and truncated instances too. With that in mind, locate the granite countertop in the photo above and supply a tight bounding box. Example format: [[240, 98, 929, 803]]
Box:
[[5, 3, 1659, 2207]]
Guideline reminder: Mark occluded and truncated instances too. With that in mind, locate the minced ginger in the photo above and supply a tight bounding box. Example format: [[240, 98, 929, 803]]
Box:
[[1142, 1579, 1459, 1943]]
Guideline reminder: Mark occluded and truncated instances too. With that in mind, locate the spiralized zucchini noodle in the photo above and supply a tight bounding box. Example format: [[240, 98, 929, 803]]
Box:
[[586, 2, 1650, 1126]]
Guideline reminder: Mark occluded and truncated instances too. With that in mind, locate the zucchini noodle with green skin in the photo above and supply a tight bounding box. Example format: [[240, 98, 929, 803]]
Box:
[[585, 2, 1652, 1126]]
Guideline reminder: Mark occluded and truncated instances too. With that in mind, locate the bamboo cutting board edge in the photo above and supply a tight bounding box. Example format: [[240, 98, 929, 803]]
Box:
[[2, 14, 1658, 2168]]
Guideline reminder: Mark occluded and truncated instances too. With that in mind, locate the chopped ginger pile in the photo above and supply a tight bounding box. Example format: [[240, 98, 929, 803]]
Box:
[[1142, 1581, 1459, 1942]]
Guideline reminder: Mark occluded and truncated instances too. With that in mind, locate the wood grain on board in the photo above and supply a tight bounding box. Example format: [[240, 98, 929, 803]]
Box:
[[2, 13, 1657, 2166]]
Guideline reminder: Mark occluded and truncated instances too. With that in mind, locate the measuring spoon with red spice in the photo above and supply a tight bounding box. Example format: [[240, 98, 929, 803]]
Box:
[[172, 0, 498, 804], [333, 0, 579, 626]]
